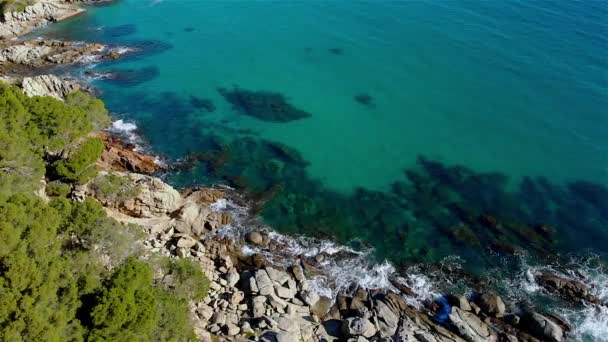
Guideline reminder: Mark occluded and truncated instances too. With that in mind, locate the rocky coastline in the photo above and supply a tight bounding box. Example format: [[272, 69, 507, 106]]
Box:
[[2, 2, 606, 341], [76, 133, 602, 342]]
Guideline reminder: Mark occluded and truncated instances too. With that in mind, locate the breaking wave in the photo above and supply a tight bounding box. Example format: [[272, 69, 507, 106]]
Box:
[[207, 195, 608, 340], [208, 195, 439, 304]]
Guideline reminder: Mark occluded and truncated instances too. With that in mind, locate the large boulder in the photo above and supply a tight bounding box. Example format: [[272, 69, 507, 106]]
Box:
[[172, 201, 229, 237], [342, 317, 377, 338], [520, 312, 564, 342], [310, 296, 332, 319], [475, 292, 505, 318], [536, 272, 600, 304], [97, 132, 161, 174], [255, 269, 274, 296], [448, 307, 497, 342], [373, 298, 400, 337], [110, 173, 182, 218]]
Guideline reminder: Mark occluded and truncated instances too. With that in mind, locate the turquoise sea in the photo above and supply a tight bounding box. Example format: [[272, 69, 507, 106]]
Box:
[[38, 0, 608, 267], [36, 0, 608, 325]]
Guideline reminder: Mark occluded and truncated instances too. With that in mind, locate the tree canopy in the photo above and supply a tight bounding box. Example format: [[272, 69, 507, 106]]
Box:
[[0, 83, 208, 341]]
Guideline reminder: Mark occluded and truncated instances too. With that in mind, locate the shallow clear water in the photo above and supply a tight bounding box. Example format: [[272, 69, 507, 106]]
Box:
[[38, 0, 608, 268]]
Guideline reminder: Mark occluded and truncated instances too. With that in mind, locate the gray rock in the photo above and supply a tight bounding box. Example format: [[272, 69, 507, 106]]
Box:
[[246, 230, 265, 246], [521, 312, 564, 342], [301, 290, 320, 307], [276, 285, 295, 299], [248, 274, 260, 293], [476, 292, 506, 318], [196, 304, 214, 321], [176, 247, 189, 258], [276, 331, 297, 342], [342, 317, 377, 338], [347, 337, 369, 342], [225, 324, 240, 336], [241, 321, 254, 335], [266, 267, 291, 285], [268, 294, 288, 311], [256, 269, 275, 295], [22, 74, 80, 100], [448, 307, 497, 342], [373, 299, 400, 337], [446, 294, 472, 311], [310, 295, 332, 319], [176, 236, 196, 248], [225, 270, 240, 287]]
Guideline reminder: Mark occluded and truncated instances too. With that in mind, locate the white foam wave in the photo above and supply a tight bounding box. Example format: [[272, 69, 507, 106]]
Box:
[[209, 197, 437, 302], [111, 46, 136, 55], [109, 119, 137, 134], [77, 54, 101, 66], [105, 119, 144, 149], [498, 254, 608, 342]]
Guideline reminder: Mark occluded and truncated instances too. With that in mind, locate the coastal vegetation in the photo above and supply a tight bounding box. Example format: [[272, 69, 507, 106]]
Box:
[[0, 0, 34, 15], [0, 82, 209, 341]]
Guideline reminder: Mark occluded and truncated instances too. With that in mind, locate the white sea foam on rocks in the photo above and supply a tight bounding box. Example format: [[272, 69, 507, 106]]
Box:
[[208, 196, 437, 301], [108, 119, 138, 141], [499, 253, 608, 342]]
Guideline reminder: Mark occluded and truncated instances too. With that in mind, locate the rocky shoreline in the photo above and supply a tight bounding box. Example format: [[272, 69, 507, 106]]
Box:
[[77, 135, 603, 342], [2, 2, 606, 341]]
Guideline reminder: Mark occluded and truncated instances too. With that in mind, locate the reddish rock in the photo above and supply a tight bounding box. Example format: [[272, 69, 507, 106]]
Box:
[[96, 131, 161, 174]]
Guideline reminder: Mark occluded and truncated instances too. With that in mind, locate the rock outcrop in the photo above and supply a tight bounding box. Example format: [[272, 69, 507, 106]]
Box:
[[81, 163, 583, 342], [0, 39, 110, 68], [21, 74, 80, 99], [536, 272, 602, 305], [0, 1, 84, 39], [96, 132, 162, 174]]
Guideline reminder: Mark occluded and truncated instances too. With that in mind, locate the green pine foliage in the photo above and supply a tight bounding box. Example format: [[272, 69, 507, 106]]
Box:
[[52, 138, 104, 184], [89, 173, 142, 204], [0, 82, 207, 341]]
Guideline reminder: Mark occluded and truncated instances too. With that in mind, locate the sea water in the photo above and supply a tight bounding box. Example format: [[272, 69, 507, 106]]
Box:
[[33, 1, 608, 339]]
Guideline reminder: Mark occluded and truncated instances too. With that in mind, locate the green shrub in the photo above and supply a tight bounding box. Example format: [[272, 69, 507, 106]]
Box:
[[0, 0, 34, 15], [65, 91, 111, 130], [161, 257, 210, 301], [0, 194, 84, 341], [52, 137, 104, 184], [89, 173, 141, 203], [45, 181, 72, 197], [0, 82, 202, 340], [88, 257, 159, 341]]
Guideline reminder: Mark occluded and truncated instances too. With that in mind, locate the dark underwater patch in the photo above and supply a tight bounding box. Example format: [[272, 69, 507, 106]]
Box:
[[189, 96, 216, 112], [123, 40, 173, 60], [98, 66, 159, 87], [104, 24, 137, 38], [218, 86, 312, 123], [354, 93, 375, 108], [183, 27, 196, 32], [329, 47, 344, 55], [175, 131, 608, 270]]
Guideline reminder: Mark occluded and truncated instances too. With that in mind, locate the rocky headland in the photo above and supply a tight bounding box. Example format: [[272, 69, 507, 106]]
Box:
[[2, 1, 606, 341]]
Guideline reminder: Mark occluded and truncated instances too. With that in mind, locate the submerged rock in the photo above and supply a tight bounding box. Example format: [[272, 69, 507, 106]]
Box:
[[189, 95, 216, 112], [218, 86, 312, 122], [354, 93, 375, 108]]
